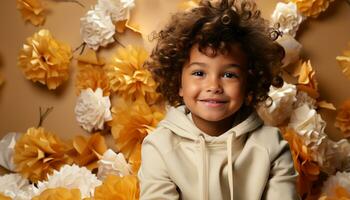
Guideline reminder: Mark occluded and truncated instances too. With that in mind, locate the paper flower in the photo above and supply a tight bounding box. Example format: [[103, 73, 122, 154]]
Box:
[[297, 60, 319, 99], [282, 128, 320, 197], [108, 99, 164, 172], [276, 34, 302, 67], [0, 193, 11, 200], [271, 2, 304, 37], [75, 88, 112, 132], [294, 91, 317, 109], [97, 149, 132, 180], [289, 0, 334, 18], [16, 0, 45, 26], [67, 133, 107, 170], [336, 43, 350, 79], [0, 132, 21, 171], [335, 100, 350, 138], [179, 0, 201, 10], [105, 46, 159, 103], [32, 188, 81, 200], [288, 104, 326, 136], [80, 7, 115, 50], [96, 0, 134, 23], [0, 173, 35, 200], [257, 82, 297, 126], [14, 127, 72, 183], [76, 65, 110, 97], [320, 172, 350, 199], [35, 164, 101, 199], [76, 49, 110, 96], [18, 29, 72, 90], [93, 175, 139, 200]]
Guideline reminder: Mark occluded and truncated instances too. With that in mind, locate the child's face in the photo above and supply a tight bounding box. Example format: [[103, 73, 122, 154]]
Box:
[[179, 44, 247, 123]]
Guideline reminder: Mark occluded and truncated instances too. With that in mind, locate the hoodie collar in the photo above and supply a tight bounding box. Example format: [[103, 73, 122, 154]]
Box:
[[158, 105, 263, 141]]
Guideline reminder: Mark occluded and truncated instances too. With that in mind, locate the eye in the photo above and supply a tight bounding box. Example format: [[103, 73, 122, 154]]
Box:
[[191, 71, 205, 77], [223, 72, 239, 79]]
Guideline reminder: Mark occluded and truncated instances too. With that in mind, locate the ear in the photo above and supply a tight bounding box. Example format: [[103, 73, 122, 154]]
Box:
[[179, 87, 183, 97]]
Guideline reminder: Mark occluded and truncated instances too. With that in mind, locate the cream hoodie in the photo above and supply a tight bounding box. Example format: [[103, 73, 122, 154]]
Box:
[[138, 106, 298, 200]]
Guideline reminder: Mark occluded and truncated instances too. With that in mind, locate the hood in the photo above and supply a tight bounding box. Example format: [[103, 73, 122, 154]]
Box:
[[158, 105, 263, 142]]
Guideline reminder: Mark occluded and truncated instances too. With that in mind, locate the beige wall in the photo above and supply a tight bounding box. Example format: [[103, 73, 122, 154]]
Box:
[[0, 0, 349, 142]]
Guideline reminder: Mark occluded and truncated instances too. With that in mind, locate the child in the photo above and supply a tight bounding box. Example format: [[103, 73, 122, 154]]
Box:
[[138, 0, 298, 199]]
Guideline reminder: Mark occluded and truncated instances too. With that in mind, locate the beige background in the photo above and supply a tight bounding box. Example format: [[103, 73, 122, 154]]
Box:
[[0, 0, 349, 144]]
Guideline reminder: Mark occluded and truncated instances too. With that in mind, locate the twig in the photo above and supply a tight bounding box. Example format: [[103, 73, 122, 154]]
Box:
[[74, 42, 86, 55], [51, 0, 85, 8], [37, 107, 54, 127], [113, 36, 125, 48]]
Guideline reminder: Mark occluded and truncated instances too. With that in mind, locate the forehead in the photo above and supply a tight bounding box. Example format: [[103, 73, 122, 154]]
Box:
[[188, 44, 247, 67]]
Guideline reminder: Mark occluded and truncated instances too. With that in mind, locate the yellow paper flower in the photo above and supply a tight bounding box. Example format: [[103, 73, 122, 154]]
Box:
[[93, 175, 139, 200], [289, 0, 334, 18], [68, 133, 108, 170], [178, 0, 201, 10], [335, 100, 350, 138], [0, 193, 11, 200], [32, 188, 81, 200], [108, 99, 164, 172], [16, 0, 45, 26], [18, 29, 72, 90], [282, 128, 320, 198], [297, 60, 319, 99], [336, 43, 350, 79], [105, 46, 159, 103], [76, 49, 110, 96], [14, 127, 72, 183]]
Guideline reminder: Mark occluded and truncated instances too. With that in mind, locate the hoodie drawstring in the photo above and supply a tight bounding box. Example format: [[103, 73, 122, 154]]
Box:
[[227, 133, 234, 200], [198, 135, 208, 200]]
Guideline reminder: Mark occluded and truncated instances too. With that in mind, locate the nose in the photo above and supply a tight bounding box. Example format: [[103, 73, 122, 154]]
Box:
[[206, 76, 223, 94]]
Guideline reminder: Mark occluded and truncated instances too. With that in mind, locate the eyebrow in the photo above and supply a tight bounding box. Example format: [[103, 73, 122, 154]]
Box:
[[187, 62, 241, 68]]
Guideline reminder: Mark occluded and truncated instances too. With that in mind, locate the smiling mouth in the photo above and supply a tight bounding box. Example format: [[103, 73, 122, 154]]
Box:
[[199, 99, 227, 106]]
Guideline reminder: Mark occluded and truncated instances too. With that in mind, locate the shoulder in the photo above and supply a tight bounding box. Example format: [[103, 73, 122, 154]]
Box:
[[246, 125, 289, 161], [142, 126, 182, 155]]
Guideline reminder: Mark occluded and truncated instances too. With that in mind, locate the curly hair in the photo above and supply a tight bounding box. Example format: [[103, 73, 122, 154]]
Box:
[[147, 0, 284, 107]]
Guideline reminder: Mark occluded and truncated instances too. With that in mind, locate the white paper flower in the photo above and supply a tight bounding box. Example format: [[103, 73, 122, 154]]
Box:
[[80, 7, 115, 50], [271, 2, 304, 37], [75, 88, 112, 132], [35, 164, 102, 198], [97, 149, 132, 180], [276, 34, 302, 67], [294, 91, 317, 109], [0, 173, 35, 200], [96, 0, 135, 23], [321, 171, 350, 196], [0, 132, 21, 171], [288, 104, 326, 136], [257, 82, 297, 126]]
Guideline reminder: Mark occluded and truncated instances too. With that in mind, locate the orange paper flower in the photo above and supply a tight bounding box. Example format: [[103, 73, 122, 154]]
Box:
[[179, 0, 201, 10], [76, 49, 110, 96], [14, 127, 72, 183], [282, 128, 320, 198], [336, 43, 350, 79], [18, 29, 72, 90], [334, 100, 350, 138], [105, 46, 159, 103], [93, 175, 139, 200], [289, 0, 334, 18], [68, 133, 108, 170], [297, 60, 319, 99], [108, 99, 164, 172], [16, 0, 45, 26], [0, 193, 11, 200], [32, 188, 81, 200]]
